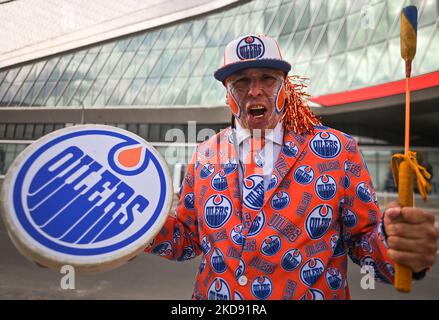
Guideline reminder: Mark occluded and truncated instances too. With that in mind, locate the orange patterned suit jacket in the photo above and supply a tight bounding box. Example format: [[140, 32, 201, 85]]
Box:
[[145, 124, 394, 300]]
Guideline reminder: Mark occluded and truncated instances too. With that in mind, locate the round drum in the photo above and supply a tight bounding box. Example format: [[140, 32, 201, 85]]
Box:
[[1, 125, 172, 273]]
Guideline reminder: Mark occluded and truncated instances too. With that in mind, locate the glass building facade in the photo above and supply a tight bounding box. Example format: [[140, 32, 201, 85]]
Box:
[[1, 0, 438, 194], [1, 0, 439, 107]]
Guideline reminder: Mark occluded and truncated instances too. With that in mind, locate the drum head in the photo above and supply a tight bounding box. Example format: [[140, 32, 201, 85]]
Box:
[[0, 125, 172, 273]]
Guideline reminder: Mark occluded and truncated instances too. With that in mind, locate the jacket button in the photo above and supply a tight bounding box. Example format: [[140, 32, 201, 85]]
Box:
[[238, 275, 248, 286]]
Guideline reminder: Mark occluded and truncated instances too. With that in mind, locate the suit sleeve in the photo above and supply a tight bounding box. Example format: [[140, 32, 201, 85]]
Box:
[[144, 150, 202, 261], [341, 140, 395, 284]]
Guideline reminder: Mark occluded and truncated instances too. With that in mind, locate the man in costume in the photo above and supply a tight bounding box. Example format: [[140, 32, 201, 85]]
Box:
[[145, 34, 438, 300]]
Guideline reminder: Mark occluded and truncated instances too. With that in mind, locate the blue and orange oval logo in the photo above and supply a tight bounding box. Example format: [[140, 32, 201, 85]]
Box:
[[6, 125, 171, 261], [236, 36, 265, 60]]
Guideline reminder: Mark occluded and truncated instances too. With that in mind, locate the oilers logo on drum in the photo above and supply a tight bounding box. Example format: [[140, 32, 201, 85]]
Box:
[[9, 127, 170, 257], [208, 278, 231, 300], [310, 132, 341, 159], [305, 205, 333, 240], [251, 276, 272, 300], [203, 195, 232, 229], [300, 258, 325, 286]]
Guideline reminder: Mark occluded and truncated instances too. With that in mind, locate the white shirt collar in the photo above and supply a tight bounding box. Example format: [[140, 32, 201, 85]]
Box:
[[235, 120, 284, 146]]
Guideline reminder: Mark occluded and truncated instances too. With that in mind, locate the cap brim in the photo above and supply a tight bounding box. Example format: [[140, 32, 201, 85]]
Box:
[[214, 59, 291, 83]]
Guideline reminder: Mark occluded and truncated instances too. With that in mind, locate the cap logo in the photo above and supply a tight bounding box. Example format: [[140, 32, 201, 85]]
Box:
[[236, 36, 265, 60]]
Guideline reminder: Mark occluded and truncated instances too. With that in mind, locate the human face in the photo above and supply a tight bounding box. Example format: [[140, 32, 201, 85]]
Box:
[[226, 68, 285, 131]]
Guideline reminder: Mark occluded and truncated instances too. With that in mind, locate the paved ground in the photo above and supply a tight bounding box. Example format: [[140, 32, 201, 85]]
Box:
[[1, 195, 438, 300]]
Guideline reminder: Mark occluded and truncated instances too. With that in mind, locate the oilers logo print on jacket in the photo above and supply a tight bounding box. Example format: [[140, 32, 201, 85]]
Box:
[[145, 125, 395, 300]]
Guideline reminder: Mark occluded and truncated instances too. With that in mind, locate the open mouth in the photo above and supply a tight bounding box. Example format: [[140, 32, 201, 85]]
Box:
[[248, 105, 266, 118]]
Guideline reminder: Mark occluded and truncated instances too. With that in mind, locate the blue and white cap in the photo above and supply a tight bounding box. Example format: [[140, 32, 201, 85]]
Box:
[[214, 34, 291, 83]]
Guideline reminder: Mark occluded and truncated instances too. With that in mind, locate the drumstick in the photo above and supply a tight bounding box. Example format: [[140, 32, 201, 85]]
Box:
[[394, 5, 418, 293]]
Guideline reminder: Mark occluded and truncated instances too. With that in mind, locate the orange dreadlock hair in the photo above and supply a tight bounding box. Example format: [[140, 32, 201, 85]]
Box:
[[282, 75, 321, 135]]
